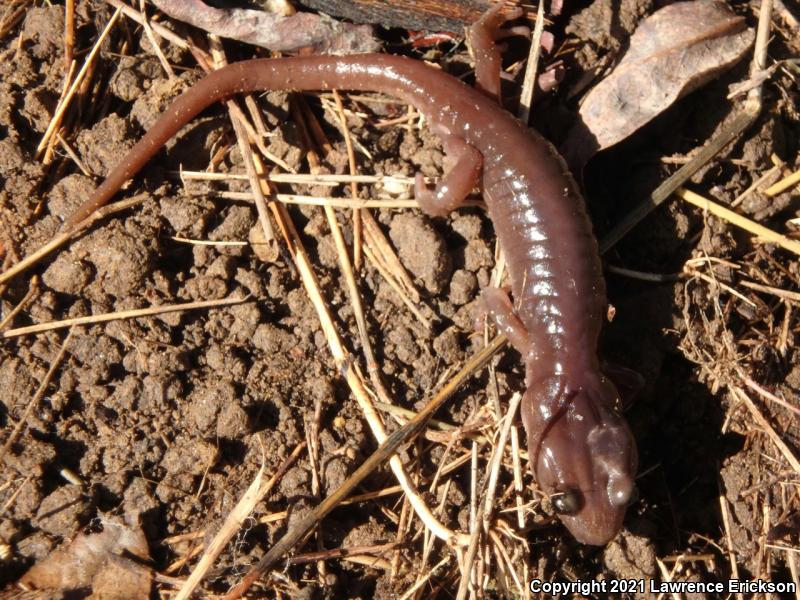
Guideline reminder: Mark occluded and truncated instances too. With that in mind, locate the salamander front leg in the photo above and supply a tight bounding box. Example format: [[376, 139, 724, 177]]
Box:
[[469, 4, 525, 99], [477, 287, 530, 354], [415, 136, 482, 217]]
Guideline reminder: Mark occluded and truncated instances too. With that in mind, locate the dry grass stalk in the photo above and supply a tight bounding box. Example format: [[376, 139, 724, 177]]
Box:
[[331, 89, 365, 269], [36, 7, 121, 158], [0, 0, 30, 40], [731, 155, 784, 207], [764, 167, 800, 196], [209, 38, 276, 245], [174, 441, 305, 600], [362, 243, 433, 329], [138, 0, 175, 79], [105, 0, 191, 51], [362, 210, 425, 304], [2, 294, 248, 338], [718, 487, 742, 591], [178, 169, 415, 186], [215, 190, 420, 208], [64, 0, 74, 67], [676, 188, 800, 256]]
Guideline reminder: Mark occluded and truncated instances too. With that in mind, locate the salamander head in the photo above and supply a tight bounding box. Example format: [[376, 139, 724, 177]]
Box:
[[528, 375, 638, 545]]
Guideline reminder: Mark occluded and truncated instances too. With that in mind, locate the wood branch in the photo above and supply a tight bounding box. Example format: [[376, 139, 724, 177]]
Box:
[[297, 0, 523, 33]]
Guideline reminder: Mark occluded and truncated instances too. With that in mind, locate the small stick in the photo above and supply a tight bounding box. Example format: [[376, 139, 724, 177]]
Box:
[[731, 159, 783, 207], [455, 442, 482, 600], [739, 278, 800, 303], [362, 210, 422, 303], [398, 556, 451, 600], [287, 542, 401, 566], [3, 295, 249, 339], [482, 393, 523, 533], [224, 336, 508, 599], [742, 375, 800, 417], [363, 244, 432, 329], [0, 328, 75, 464]]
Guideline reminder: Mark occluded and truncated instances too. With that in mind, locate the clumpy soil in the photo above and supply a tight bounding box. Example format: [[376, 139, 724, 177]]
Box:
[[1, 0, 799, 598]]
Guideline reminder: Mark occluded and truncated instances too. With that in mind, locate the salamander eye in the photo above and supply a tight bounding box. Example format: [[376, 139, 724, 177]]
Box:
[[551, 489, 584, 515]]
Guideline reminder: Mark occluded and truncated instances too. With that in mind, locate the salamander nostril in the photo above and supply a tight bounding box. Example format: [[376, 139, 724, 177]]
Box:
[[551, 489, 584, 515]]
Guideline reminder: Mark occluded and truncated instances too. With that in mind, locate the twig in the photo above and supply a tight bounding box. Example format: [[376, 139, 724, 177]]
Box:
[[739, 279, 800, 304], [719, 483, 742, 600], [2, 295, 249, 338], [223, 336, 507, 599], [138, 0, 176, 79], [176, 170, 415, 186]]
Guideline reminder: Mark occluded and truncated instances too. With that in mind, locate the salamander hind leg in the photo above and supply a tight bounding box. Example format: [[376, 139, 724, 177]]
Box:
[[469, 4, 526, 99], [476, 287, 530, 354], [415, 136, 482, 217]]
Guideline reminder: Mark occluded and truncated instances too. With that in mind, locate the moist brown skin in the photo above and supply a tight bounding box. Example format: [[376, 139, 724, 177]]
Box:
[[62, 52, 637, 545]]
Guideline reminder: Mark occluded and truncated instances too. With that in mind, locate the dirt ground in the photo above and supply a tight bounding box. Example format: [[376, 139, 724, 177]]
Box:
[[0, 0, 799, 598]]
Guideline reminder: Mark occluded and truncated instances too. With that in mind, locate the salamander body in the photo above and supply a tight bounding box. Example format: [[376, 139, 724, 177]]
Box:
[[63, 50, 637, 545]]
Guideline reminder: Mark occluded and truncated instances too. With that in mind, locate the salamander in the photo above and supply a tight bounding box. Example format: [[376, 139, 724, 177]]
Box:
[[59, 7, 638, 545]]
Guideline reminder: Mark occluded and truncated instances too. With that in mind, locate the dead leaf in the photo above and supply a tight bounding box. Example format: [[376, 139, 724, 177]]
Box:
[[564, 0, 754, 166], [19, 514, 152, 598]]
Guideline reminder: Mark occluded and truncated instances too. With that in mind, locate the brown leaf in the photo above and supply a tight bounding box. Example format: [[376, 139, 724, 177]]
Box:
[[151, 0, 380, 55], [565, 0, 754, 166]]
